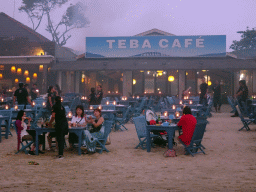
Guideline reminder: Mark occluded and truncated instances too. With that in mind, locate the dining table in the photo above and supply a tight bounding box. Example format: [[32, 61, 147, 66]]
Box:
[[34, 126, 86, 155], [146, 123, 179, 152]]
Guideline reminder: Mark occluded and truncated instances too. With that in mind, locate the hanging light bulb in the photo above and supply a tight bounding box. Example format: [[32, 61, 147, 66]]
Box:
[[24, 70, 29, 76], [17, 68, 22, 75], [11, 66, 16, 73], [39, 65, 43, 72], [26, 77, 30, 84], [33, 73, 37, 79]]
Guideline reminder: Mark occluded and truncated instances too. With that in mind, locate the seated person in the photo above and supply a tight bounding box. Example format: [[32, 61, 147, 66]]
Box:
[[69, 105, 87, 149], [82, 108, 104, 153], [15, 110, 44, 155], [177, 106, 197, 146]]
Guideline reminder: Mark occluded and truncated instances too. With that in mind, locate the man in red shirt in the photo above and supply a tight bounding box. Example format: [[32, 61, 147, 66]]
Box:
[[177, 106, 197, 146]]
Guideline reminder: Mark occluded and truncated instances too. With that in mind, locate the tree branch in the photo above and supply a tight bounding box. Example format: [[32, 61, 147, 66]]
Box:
[[34, 11, 44, 31]]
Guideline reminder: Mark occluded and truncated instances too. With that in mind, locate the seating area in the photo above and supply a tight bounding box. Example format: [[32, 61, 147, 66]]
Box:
[[1, 94, 256, 159]]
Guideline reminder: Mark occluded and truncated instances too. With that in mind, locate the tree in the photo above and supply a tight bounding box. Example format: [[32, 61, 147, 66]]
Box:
[[230, 27, 256, 51], [19, 0, 90, 46]]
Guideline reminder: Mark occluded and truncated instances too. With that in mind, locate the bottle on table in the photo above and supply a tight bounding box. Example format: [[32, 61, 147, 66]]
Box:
[[158, 115, 162, 124]]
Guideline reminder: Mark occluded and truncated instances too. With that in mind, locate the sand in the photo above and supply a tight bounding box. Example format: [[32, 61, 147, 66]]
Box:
[[0, 104, 256, 192]]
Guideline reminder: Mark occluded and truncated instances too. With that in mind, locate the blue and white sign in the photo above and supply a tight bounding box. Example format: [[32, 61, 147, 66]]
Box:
[[85, 35, 226, 58]]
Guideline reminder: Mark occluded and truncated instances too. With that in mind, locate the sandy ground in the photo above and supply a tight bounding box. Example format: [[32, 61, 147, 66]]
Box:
[[0, 104, 256, 192]]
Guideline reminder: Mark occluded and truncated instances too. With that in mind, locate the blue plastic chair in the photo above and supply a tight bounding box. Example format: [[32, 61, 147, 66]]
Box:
[[236, 103, 254, 131], [95, 120, 113, 153], [133, 99, 147, 117], [0, 110, 12, 137], [179, 121, 207, 157], [115, 106, 131, 131], [133, 116, 158, 149]]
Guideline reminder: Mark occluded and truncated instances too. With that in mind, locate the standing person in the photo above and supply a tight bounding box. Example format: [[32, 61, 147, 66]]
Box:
[[46, 86, 57, 114], [88, 88, 97, 105], [199, 78, 208, 105], [48, 96, 68, 159], [55, 84, 61, 96], [96, 85, 103, 105], [31, 84, 39, 101], [212, 80, 222, 112], [24, 84, 30, 95], [231, 80, 248, 117], [13, 82, 33, 107]]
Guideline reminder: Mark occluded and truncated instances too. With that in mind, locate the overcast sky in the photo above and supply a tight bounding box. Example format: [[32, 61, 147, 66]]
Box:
[[1, 0, 256, 53]]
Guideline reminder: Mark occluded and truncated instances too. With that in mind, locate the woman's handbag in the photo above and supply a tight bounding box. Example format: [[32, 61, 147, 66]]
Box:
[[163, 149, 177, 157]]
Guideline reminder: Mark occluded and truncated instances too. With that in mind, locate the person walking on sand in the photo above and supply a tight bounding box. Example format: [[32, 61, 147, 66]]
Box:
[[199, 78, 208, 106], [212, 80, 221, 112]]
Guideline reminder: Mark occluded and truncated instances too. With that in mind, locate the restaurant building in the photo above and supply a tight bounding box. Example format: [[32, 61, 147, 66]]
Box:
[[51, 28, 256, 102], [0, 12, 77, 94]]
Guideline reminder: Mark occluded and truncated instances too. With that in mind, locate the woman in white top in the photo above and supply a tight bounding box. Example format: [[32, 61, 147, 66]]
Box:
[[69, 105, 86, 149], [15, 110, 44, 155]]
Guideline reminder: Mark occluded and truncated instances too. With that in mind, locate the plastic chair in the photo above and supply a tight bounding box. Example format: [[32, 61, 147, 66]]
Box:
[[0, 110, 12, 137], [133, 98, 147, 117], [236, 103, 254, 131], [179, 121, 207, 157], [133, 116, 158, 150], [115, 106, 131, 131], [95, 120, 113, 153]]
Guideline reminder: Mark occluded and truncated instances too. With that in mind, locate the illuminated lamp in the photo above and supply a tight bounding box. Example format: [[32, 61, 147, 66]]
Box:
[[175, 111, 180, 118], [68, 111, 72, 118], [33, 73, 37, 79], [133, 79, 136, 85], [11, 66, 16, 73], [17, 68, 22, 75], [26, 77, 30, 84], [39, 65, 43, 72], [208, 81, 212, 86], [158, 72, 163, 76], [0, 74, 2, 79], [168, 76, 174, 82], [24, 70, 29, 76], [15, 79, 19, 83], [81, 78, 84, 83]]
